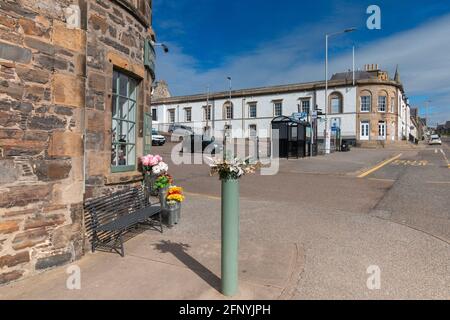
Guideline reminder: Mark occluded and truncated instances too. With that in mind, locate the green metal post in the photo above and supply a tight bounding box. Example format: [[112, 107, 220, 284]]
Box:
[[221, 178, 240, 296]]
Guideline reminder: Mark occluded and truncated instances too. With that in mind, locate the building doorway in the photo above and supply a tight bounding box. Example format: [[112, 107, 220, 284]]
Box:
[[360, 121, 370, 141], [378, 121, 386, 140]]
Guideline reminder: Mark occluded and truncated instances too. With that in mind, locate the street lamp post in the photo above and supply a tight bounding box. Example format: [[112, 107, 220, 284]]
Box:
[[324, 28, 356, 154]]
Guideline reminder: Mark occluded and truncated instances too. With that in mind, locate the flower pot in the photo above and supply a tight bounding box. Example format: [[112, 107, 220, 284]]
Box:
[[162, 202, 181, 228], [158, 186, 169, 208]]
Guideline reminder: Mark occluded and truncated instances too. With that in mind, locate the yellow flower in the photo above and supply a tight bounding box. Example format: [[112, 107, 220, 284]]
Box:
[[167, 194, 185, 202]]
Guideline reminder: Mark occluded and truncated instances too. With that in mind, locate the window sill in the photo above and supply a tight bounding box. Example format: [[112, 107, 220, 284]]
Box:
[[105, 171, 143, 186]]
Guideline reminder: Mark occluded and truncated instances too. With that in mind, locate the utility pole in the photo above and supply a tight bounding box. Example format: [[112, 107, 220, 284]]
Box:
[[324, 28, 356, 155], [206, 85, 210, 137], [352, 46, 355, 86]]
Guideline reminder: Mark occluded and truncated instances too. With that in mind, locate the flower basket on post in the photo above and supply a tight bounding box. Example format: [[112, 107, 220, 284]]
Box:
[[207, 156, 260, 297], [162, 186, 185, 227]]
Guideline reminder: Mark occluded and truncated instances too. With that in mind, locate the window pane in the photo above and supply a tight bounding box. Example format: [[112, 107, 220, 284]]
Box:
[[129, 79, 137, 101], [112, 119, 119, 142], [331, 98, 340, 113], [111, 144, 118, 166], [118, 97, 128, 119], [127, 144, 135, 166], [117, 143, 127, 166], [128, 101, 136, 122], [128, 123, 135, 144]]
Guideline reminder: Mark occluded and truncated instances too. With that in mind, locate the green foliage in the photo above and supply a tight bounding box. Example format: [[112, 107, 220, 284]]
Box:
[[154, 174, 173, 190]]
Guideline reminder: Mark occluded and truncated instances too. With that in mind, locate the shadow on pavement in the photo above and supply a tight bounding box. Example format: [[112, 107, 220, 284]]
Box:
[[154, 240, 221, 293]]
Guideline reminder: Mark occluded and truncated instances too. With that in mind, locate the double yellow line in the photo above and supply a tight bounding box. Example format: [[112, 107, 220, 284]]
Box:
[[358, 153, 403, 178]]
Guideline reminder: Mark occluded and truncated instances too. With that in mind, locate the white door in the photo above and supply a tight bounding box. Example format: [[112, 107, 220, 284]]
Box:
[[360, 122, 370, 141], [378, 122, 386, 140]]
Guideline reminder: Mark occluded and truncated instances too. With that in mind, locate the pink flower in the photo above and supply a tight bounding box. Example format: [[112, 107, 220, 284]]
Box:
[[140, 155, 152, 166], [140, 154, 163, 167]]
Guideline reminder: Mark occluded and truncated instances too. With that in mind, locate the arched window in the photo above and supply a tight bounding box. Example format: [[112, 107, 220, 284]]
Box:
[[223, 101, 234, 119], [329, 92, 343, 114]]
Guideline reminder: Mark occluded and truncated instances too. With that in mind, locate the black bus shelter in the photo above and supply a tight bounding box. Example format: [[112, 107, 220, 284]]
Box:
[[271, 116, 311, 159]]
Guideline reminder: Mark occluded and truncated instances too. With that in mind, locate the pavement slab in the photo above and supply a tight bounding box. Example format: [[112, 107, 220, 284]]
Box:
[[0, 229, 304, 300]]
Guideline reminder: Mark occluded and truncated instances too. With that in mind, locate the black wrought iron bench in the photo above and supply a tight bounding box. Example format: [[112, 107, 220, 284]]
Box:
[[84, 187, 163, 257]]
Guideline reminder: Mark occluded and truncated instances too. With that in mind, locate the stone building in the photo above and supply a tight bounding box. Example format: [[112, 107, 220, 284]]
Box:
[[0, 0, 156, 284], [152, 64, 410, 147]]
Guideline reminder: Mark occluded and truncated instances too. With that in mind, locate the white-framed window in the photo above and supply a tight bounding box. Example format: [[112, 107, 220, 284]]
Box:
[[360, 96, 371, 112], [168, 109, 175, 123], [330, 93, 343, 114], [111, 70, 137, 171], [249, 103, 257, 118], [360, 121, 370, 141], [203, 105, 211, 121], [274, 101, 282, 116], [378, 121, 386, 140], [249, 124, 257, 138], [390, 97, 395, 113], [152, 108, 157, 121], [224, 102, 233, 119], [378, 96, 386, 112], [185, 108, 192, 122], [301, 99, 310, 114]]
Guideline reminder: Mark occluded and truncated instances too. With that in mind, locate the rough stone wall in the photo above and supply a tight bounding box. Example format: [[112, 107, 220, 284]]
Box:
[[356, 83, 399, 144], [0, 0, 86, 284], [0, 0, 154, 285], [152, 80, 171, 99], [84, 0, 153, 200]]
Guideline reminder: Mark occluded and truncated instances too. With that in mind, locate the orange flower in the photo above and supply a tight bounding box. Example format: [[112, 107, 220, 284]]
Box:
[[168, 186, 183, 195]]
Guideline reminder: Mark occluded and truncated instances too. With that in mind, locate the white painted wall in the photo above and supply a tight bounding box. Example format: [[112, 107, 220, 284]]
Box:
[[152, 86, 358, 140]]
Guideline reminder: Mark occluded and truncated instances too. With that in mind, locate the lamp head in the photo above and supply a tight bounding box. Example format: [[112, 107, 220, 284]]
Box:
[[344, 27, 357, 33]]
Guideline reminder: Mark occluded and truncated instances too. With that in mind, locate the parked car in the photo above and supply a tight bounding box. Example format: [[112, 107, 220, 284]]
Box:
[[182, 135, 223, 155], [429, 135, 442, 145], [152, 128, 166, 146], [168, 124, 194, 141], [168, 124, 194, 135]]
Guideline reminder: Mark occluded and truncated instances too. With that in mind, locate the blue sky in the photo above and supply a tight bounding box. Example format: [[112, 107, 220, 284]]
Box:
[[153, 0, 450, 124]]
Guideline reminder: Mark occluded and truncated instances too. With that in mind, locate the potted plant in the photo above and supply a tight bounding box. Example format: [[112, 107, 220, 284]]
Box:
[[154, 173, 173, 207], [140, 154, 166, 197], [163, 186, 185, 227]]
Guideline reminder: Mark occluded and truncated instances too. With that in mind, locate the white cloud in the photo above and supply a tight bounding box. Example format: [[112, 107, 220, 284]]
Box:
[[155, 13, 450, 123]]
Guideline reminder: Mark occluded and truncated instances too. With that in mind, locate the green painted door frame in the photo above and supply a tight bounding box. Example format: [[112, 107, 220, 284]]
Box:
[[144, 112, 152, 155]]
